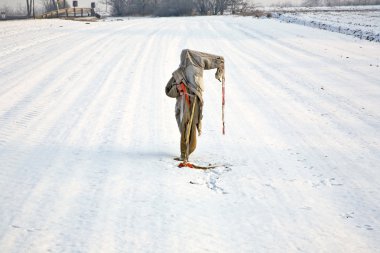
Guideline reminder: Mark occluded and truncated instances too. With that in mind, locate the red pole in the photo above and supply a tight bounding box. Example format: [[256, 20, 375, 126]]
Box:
[[222, 77, 225, 135]]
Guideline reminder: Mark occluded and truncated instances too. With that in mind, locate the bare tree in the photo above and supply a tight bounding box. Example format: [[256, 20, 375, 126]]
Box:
[[106, 0, 253, 17], [217, 0, 229, 15], [134, 0, 153, 15], [155, 0, 194, 16], [26, 0, 32, 17], [108, 0, 129, 16], [194, 0, 229, 15], [99, 0, 110, 12], [40, 0, 69, 12], [228, 0, 250, 14], [195, 0, 210, 15]]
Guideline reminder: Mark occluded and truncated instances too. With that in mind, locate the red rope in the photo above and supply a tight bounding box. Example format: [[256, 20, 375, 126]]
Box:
[[178, 82, 191, 107], [178, 162, 194, 168]]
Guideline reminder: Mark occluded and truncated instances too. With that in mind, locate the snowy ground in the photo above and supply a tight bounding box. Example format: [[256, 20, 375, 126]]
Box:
[[0, 16, 380, 252], [271, 6, 380, 42]]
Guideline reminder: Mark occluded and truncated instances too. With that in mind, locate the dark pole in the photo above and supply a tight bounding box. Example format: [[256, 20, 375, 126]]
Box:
[[91, 2, 95, 16], [73, 1, 77, 17], [26, 0, 30, 17]]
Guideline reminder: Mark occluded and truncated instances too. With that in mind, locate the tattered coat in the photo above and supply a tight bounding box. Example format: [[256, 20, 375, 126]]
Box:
[[165, 49, 225, 135]]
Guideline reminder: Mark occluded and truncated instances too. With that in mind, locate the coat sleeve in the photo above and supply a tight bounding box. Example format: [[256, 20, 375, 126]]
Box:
[[183, 50, 225, 82], [201, 53, 224, 70], [165, 76, 179, 98], [201, 53, 224, 82]]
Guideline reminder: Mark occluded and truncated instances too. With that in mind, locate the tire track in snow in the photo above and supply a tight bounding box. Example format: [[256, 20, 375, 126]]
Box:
[[105, 20, 182, 253], [179, 18, 377, 252], [228, 20, 380, 190], [0, 34, 135, 252], [0, 19, 169, 253], [193, 20, 301, 247], [206, 17, 380, 251], [232, 20, 380, 86], [0, 18, 171, 253], [0, 21, 141, 103], [214, 18, 379, 163], [214, 19, 378, 172], [1, 17, 379, 253], [234, 21, 380, 122], [42, 24, 166, 250], [3, 19, 165, 251], [229, 21, 380, 136], [150, 19, 254, 252], [0, 22, 145, 148]]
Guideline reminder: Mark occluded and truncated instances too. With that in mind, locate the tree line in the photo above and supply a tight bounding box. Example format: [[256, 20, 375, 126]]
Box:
[[1, 0, 379, 17], [105, 0, 251, 16], [41, 0, 71, 12]]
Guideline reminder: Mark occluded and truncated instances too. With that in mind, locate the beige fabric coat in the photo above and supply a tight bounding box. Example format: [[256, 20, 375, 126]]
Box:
[[165, 49, 225, 135]]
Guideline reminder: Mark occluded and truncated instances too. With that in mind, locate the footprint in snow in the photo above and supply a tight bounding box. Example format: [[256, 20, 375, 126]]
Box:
[[357, 224, 375, 231], [204, 166, 231, 194], [340, 212, 354, 219]]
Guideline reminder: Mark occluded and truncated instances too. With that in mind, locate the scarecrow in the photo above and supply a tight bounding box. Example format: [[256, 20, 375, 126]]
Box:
[[165, 49, 225, 168]]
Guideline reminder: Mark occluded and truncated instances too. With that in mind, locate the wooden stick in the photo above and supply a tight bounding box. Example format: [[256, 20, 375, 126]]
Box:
[[185, 97, 196, 162]]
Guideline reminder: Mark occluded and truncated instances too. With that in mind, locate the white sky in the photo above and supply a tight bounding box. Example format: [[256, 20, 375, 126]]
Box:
[[1, 0, 302, 9]]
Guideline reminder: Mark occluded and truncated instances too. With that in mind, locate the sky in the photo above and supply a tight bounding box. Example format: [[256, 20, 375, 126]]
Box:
[[1, 0, 302, 10]]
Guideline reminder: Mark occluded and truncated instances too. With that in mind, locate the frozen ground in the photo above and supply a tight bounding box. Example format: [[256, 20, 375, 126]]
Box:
[[271, 6, 380, 42], [0, 16, 380, 252]]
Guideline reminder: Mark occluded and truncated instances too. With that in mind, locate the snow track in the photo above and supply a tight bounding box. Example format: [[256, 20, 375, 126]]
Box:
[[0, 17, 379, 252]]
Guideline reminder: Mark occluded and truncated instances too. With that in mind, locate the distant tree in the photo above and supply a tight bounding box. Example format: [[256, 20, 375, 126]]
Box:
[[228, 0, 251, 14], [140, 0, 151, 14], [154, 0, 194, 16], [195, 0, 210, 15], [99, 0, 109, 12], [108, 0, 131, 16], [208, 0, 229, 15], [302, 0, 322, 6], [106, 0, 257, 16], [195, 0, 242, 15], [276, 1, 295, 7], [40, 0, 70, 12], [26, 0, 34, 17], [217, 0, 229, 14]]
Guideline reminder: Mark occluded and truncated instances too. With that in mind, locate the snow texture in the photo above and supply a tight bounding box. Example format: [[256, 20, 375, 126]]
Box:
[[271, 6, 380, 42], [0, 16, 380, 252]]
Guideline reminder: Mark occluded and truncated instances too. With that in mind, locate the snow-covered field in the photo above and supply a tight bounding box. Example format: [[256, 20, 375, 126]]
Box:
[[272, 6, 380, 42], [0, 16, 380, 252]]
